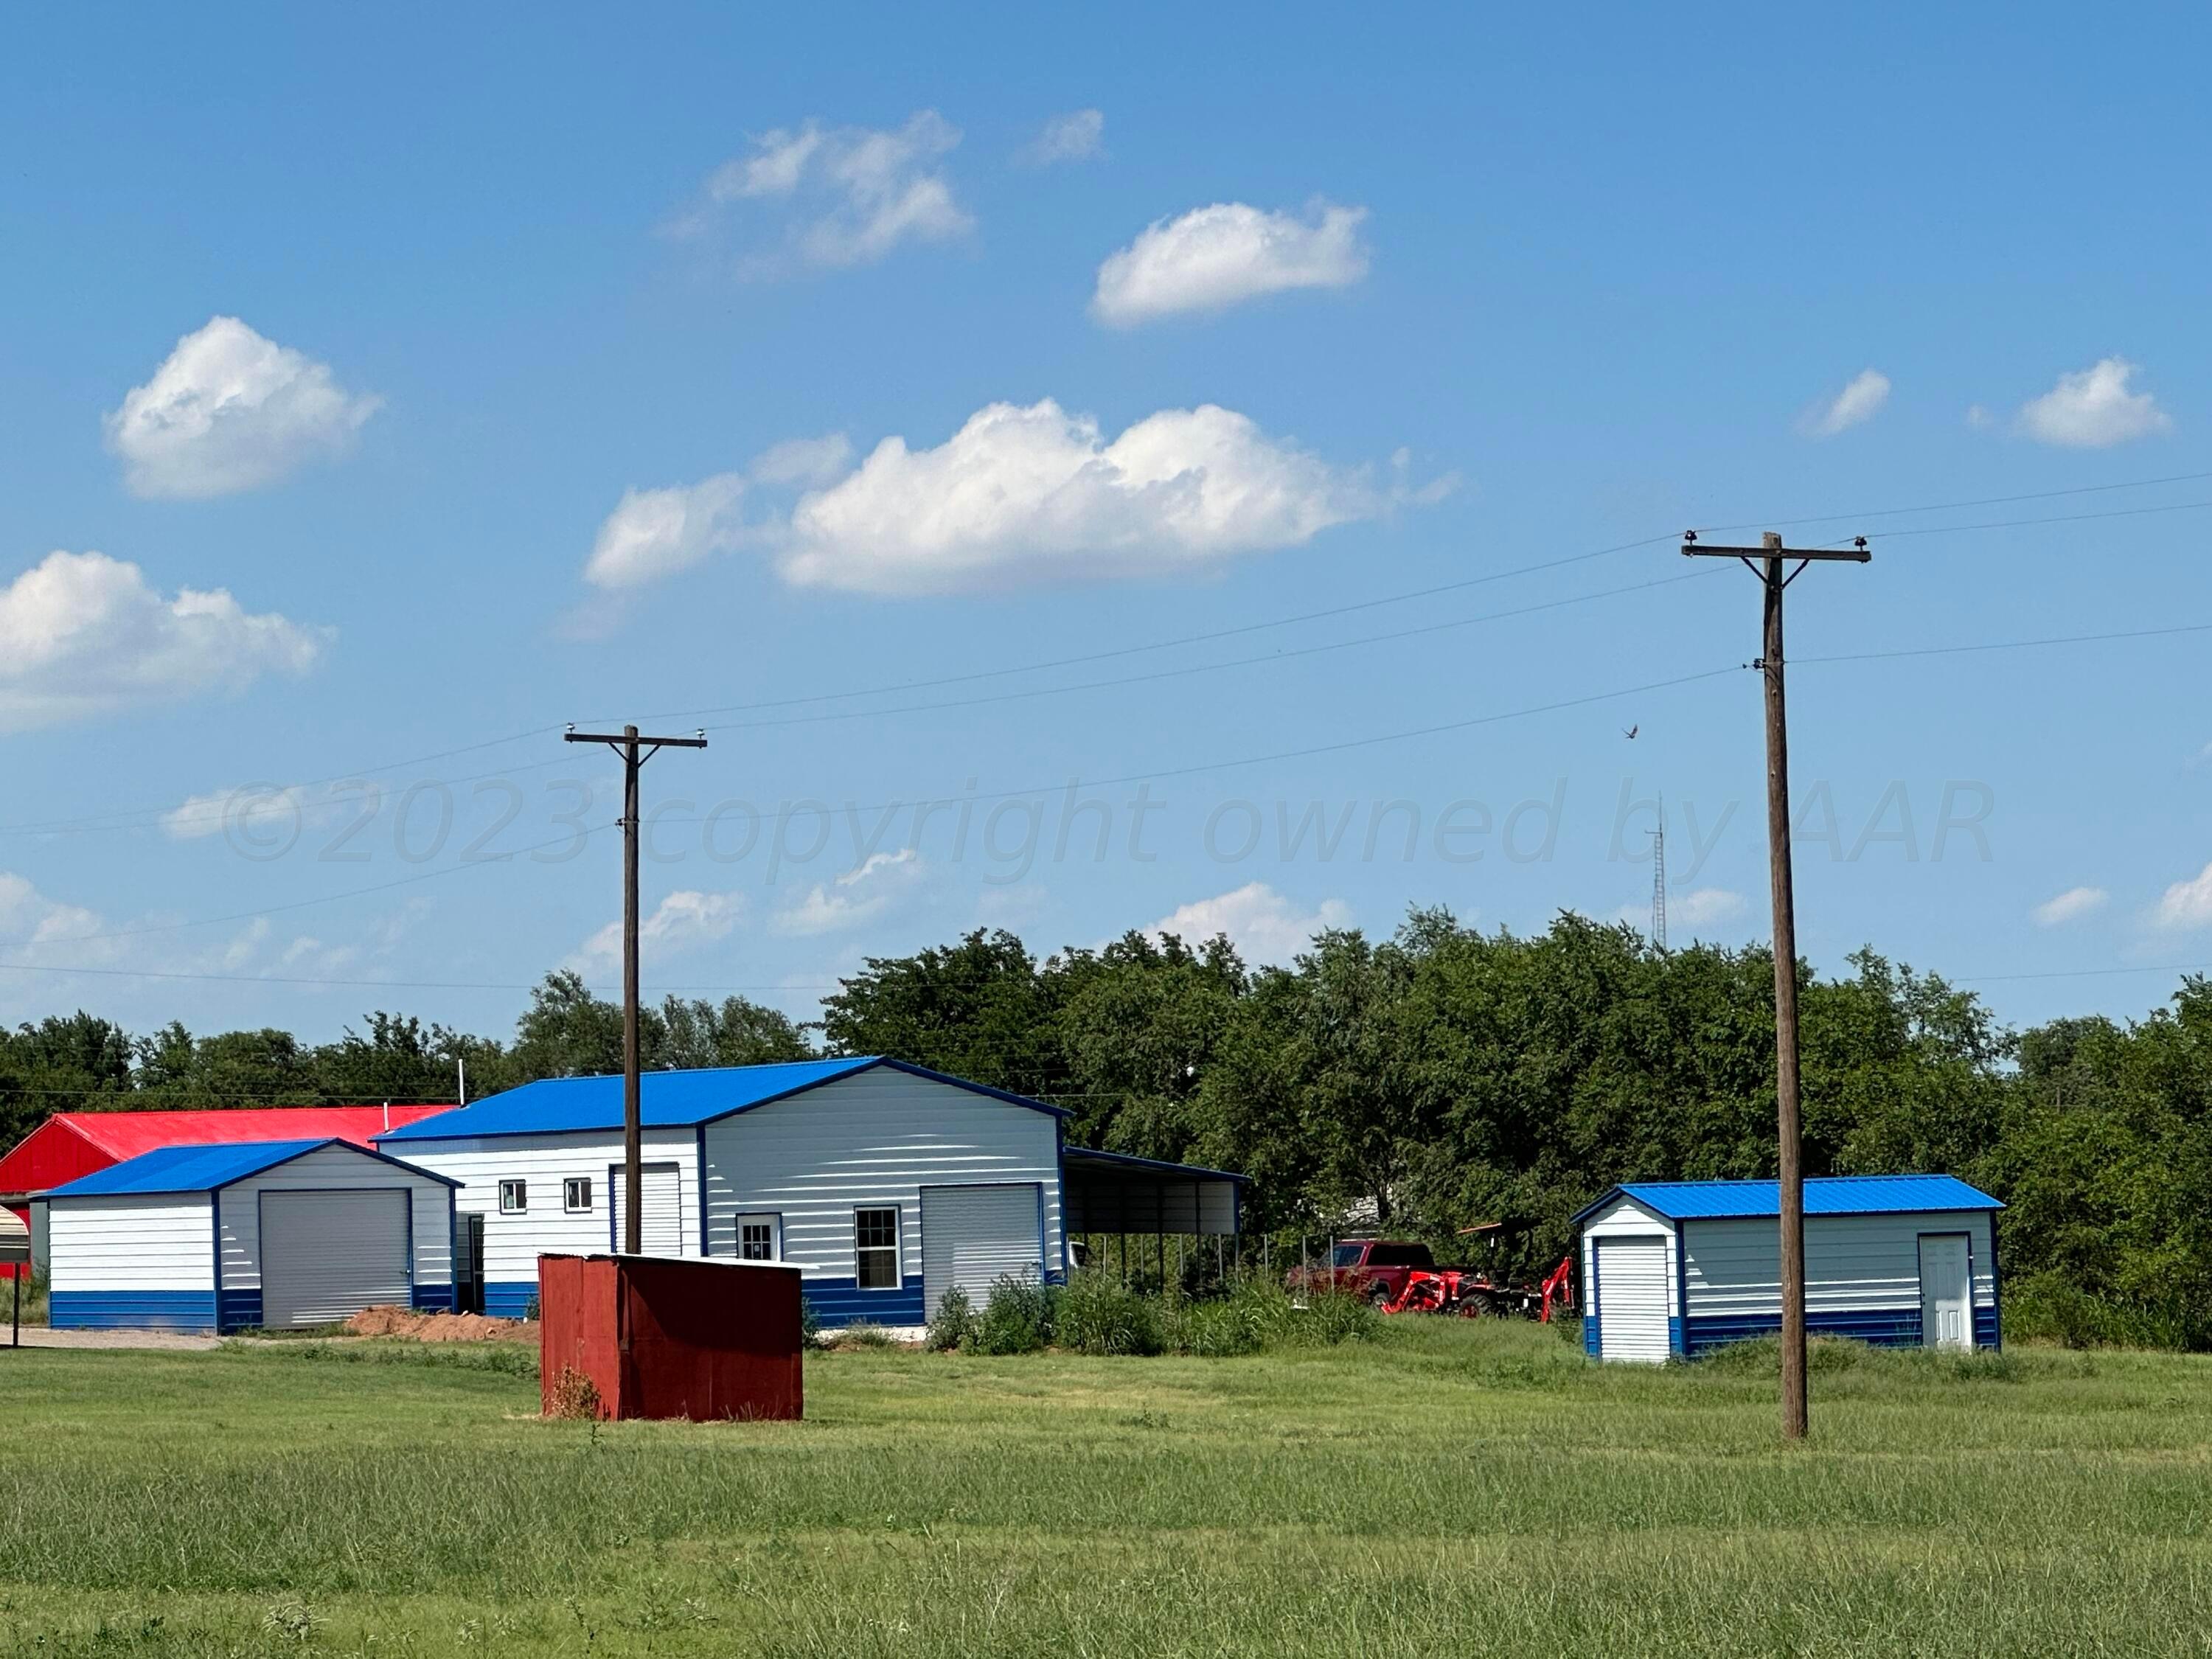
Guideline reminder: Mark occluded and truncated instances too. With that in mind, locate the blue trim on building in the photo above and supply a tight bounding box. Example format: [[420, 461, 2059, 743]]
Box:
[[52, 1290, 218, 1332], [1973, 1304, 2000, 1348], [483, 1280, 537, 1320], [1673, 1224, 1691, 1358], [696, 1126, 710, 1256], [218, 1289, 262, 1332], [1584, 1313, 1601, 1357], [1988, 1212, 2004, 1353], [1686, 1307, 1927, 1357], [804, 1273, 925, 1327], [1668, 1315, 1684, 1357], [411, 1282, 456, 1312]]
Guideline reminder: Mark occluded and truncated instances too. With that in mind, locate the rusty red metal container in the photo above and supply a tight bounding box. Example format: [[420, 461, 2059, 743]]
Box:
[[538, 1253, 803, 1422]]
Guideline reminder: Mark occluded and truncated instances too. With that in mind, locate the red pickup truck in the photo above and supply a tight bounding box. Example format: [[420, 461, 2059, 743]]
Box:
[[1291, 1240, 1451, 1307]]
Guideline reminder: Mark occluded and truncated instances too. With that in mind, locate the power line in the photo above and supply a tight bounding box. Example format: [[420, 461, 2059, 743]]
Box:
[[0, 961, 839, 993]]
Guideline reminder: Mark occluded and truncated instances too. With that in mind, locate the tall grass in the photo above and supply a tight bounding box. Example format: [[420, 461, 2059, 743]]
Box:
[[9, 1322, 2212, 1654]]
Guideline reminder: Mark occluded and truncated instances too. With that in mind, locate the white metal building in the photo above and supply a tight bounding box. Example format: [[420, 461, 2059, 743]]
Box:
[[43, 1138, 459, 1333], [1575, 1175, 2003, 1363], [379, 1056, 1245, 1327]]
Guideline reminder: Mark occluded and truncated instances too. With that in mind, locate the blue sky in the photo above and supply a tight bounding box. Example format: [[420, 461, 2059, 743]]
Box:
[[4, 4, 2211, 1046]]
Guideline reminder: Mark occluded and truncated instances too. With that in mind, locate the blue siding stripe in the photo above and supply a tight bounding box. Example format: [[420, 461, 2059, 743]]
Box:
[[1583, 1314, 1600, 1357], [52, 1290, 218, 1332], [483, 1281, 538, 1321], [411, 1283, 456, 1313], [805, 1274, 924, 1327], [217, 1290, 263, 1332], [1684, 1305, 2003, 1357]]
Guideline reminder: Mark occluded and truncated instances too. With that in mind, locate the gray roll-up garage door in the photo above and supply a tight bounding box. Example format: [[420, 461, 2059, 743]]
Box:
[[921, 1183, 1043, 1320], [260, 1190, 411, 1329]]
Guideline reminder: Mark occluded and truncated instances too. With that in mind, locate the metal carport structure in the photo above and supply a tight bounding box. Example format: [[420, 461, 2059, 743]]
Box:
[[1060, 1147, 1247, 1285]]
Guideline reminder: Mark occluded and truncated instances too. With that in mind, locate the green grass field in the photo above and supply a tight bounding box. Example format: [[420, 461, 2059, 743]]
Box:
[[7, 1321, 2212, 1657]]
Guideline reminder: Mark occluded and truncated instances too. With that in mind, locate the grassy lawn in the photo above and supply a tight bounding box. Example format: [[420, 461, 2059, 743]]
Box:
[[7, 1321, 2212, 1657]]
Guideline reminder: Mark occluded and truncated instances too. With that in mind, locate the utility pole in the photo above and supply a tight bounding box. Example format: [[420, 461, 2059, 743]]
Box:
[[563, 723, 709, 1253], [1681, 529, 1868, 1441]]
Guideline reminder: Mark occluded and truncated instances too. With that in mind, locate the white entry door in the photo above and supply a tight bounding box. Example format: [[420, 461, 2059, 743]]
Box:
[[1595, 1236, 1670, 1363], [921, 1183, 1043, 1320], [608, 1163, 685, 1256], [260, 1190, 411, 1329], [1919, 1234, 1972, 1351]]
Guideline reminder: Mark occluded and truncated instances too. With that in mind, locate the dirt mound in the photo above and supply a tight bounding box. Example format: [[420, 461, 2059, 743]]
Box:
[[344, 1306, 535, 1343]]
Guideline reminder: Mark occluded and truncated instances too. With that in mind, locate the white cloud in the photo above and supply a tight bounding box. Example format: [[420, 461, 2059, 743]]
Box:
[[1092, 200, 1369, 326], [585, 473, 747, 590], [1672, 888, 1748, 927], [2032, 886, 2109, 928], [775, 397, 1409, 596], [774, 849, 925, 937], [0, 551, 327, 733], [2152, 863, 2212, 931], [570, 890, 745, 971], [582, 437, 856, 591], [1803, 369, 1890, 437], [689, 111, 972, 271], [104, 316, 380, 498], [1145, 882, 1352, 967], [2018, 358, 2171, 448], [1023, 109, 1104, 165], [1617, 887, 1747, 933]]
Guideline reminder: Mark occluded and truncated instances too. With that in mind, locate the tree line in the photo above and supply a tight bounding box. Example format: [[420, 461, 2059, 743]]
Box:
[[5, 908, 2206, 1345]]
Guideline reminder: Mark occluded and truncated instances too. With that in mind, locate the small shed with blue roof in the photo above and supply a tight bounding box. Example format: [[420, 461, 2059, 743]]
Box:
[[378, 1056, 1245, 1329], [1573, 1174, 2003, 1363], [41, 1138, 459, 1333]]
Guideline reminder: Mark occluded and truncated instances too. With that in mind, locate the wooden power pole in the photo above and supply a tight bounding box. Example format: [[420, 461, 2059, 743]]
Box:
[[563, 722, 708, 1253], [1681, 529, 1868, 1440]]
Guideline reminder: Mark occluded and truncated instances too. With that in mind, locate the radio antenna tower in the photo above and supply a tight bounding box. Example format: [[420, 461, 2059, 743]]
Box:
[[1649, 795, 1668, 953]]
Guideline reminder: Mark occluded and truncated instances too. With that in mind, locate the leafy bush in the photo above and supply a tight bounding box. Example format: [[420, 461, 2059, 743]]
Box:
[[925, 1285, 978, 1352], [2004, 1270, 2199, 1350], [1058, 1270, 1163, 1355], [799, 1293, 821, 1348], [974, 1273, 1057, 1354], [1287, 1281, 1381, 1346]]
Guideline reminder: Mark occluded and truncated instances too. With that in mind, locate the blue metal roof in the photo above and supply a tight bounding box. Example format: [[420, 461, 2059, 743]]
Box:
[[1576, 1174, 2001, 1225], [41, 1138, 460, 1198], [378, 1056, 1071, 1143]]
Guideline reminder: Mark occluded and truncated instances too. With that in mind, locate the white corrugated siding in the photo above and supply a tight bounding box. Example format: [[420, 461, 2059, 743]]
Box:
[[701, 1069, 1062, 1281], [1593, 1235, 1671, 1362], [49, 1195, 213, 1292], [1683, 1210, 1996, 1322], [218, 1143, 452, 1299], [921, 1183, 1045, 1318], [1581, 1194, 1677, 1363], [390, 1126, 702, 1285], [260, 1189, 412, 1327]]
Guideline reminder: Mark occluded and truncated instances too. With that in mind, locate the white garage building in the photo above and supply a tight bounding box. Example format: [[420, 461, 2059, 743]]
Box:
[[379, 1055, 1245, 1328], [1576, 1174, 2003, 1363], [44, 1138, 459, 1333]]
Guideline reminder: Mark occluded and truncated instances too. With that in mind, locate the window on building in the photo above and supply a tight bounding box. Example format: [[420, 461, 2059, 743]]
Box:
[[563, 1177, 593, 1214], [739, 1216, 778, 1262], [498, 1179, 527, 1214], [855, 1207, 900, 1289]]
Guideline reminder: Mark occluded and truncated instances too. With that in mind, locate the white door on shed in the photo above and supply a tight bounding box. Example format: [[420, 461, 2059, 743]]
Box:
[[608, 1163, 685, 1256], [921, 1183, 1043, 1320], [260, 1190, 411, 1329], [1596, 1235, 1670, 1363], [1919, 1233, 1972, 1351]]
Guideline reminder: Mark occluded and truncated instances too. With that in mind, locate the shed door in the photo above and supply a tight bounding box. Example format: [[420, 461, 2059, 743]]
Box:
[[1595, 1235, 1670, 1363], [922, 1184, 1043, 1320], [1919, 1234, 1972, 1351], [260, 1190, 411, 1329], [608, 1163, 685, 1256]]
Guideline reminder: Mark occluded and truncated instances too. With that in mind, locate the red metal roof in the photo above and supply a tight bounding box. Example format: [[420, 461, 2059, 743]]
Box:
[[59, 1105, 451, 1158], [0, 1105, 451, 1199]]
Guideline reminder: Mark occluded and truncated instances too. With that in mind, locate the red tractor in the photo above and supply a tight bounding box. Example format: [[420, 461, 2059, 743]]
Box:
[[1287, 1231, 1576, 1321]]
